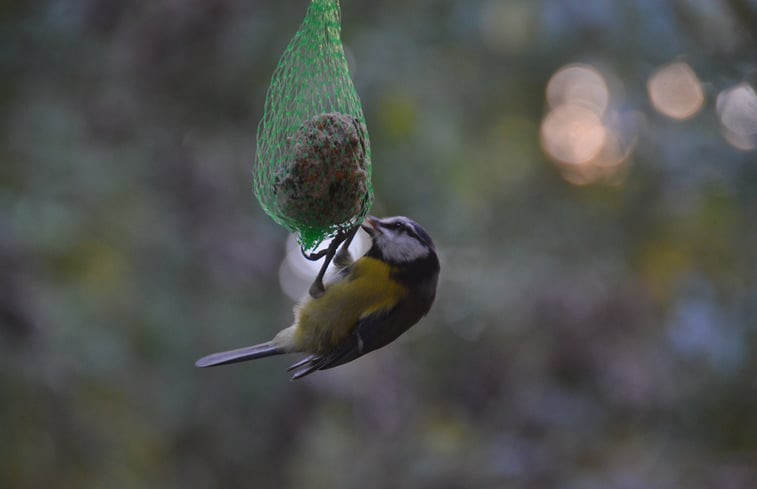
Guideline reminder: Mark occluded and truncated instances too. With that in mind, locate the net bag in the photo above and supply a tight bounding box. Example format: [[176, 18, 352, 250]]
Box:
[[254, 0, 373, 250]]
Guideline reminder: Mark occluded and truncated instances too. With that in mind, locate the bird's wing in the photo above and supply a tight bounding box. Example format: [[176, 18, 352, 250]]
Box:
[[288, 306, 404, 380]]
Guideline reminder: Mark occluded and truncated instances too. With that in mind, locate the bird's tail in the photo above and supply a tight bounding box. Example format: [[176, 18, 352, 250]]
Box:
[[195, 342, 284, 368]]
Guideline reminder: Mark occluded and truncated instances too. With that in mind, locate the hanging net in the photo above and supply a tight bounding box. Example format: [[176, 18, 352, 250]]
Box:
[[254, 0, 373, 250]]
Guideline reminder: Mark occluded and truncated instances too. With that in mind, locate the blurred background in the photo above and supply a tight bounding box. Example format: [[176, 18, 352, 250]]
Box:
[[2, 1, 757, 488]]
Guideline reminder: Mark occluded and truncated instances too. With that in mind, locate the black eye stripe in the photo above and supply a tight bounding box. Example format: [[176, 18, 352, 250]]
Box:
[[392, 222, 411, 235], [400, 225, 424, 245], [410, 224, 434, 249], [380, 220, 404, 231]]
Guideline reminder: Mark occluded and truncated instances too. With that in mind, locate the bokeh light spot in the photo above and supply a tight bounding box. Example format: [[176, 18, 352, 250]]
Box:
[[541, 104, 606, 165], [542, 63, 636, 185], [546, 64, 609, 115], [716, 82, 757, 151], [647, 62, 705, 120]]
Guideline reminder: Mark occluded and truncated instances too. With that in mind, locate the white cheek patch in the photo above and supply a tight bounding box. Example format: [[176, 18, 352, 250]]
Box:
[[378, 231, 428, 263]]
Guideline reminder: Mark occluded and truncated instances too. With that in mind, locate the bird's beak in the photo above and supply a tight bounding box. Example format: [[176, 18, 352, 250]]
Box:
[[361, 216, 380, 237]]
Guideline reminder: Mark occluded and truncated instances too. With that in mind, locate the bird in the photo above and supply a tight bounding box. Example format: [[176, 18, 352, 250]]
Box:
[[195, 216, 440, 380]]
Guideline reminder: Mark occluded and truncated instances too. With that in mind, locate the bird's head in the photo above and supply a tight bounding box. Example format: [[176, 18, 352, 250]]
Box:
[[361, 216, 436, 265]]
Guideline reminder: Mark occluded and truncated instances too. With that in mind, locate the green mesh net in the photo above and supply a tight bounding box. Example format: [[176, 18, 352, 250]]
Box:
[[254, 0, 373, 250]]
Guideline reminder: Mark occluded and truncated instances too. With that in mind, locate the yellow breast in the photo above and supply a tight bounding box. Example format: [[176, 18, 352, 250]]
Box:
[[293, 257, 406, 354]]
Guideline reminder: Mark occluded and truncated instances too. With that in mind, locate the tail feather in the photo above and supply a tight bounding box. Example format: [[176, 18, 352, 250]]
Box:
[[195, 342, 284, 368]]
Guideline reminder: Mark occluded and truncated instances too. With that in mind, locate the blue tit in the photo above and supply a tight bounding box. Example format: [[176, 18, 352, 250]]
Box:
[[195, 216, 440, 380]]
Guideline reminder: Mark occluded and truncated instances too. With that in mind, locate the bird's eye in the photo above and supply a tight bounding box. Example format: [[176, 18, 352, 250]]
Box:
[[392, 222, 404, 231]]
